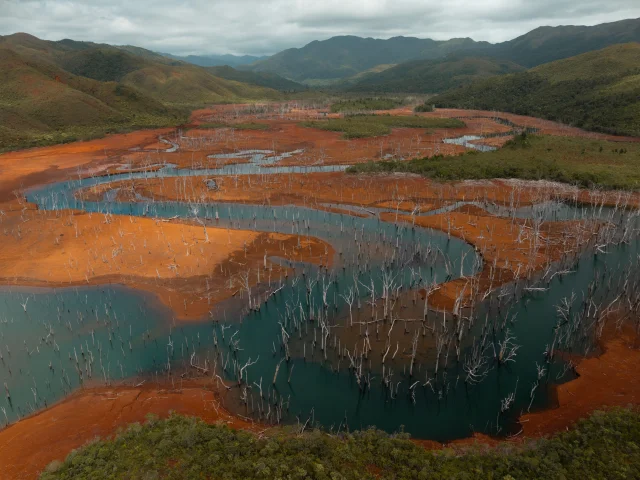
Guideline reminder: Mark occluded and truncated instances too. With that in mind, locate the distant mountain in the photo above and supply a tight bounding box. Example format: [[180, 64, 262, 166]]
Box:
[[249, 18, 640, 85], [346, 55, 524, 93], [205, 66, 305, 92], [161, 53, 267, 67], [432, 43, 640, 137], [248, 36, 485, 84], [0, 33, 281, 151]]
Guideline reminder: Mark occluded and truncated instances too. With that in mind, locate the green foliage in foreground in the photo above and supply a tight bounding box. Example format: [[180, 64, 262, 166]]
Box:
[[198, 122, 270, 130], [329, 98, 404, 113], [347, 134, 640, 190], [41, 408, 640, 480], [303, 115, 464, 139]]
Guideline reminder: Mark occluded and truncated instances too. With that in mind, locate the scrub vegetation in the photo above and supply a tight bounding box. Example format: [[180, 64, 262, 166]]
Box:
[[347, 133, 640, 190], [40, 408, 640, 480], [302, 114, 464, 139]]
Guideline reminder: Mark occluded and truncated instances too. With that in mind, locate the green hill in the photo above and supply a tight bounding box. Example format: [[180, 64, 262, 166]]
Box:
[[0, 47, 183, 151], [347, 55, 524, 93], [0, 33, 282, 151], [206, 65, 305, 92], [431, 43, 640, 137], [486, 18, 640, 67], [248, 35, 484, 84], [161, 52, 267, 67], [249, 18, 640, 85]]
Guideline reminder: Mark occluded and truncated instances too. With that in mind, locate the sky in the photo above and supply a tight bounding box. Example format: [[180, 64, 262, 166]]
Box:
[[1, 0, 639, 56]]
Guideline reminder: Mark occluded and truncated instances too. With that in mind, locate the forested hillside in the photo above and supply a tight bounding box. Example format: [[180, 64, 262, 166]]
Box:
[[432, 43, 640, 137]]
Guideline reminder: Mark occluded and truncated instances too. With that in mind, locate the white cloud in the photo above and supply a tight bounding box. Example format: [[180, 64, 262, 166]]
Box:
[[0, 0, 638, 55]]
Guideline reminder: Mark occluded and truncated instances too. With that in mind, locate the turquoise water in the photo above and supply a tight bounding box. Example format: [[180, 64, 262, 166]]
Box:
[[0, 151, 637, 440]]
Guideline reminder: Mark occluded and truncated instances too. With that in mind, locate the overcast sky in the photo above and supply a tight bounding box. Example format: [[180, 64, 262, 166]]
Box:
[[1, 0, 639, 56]]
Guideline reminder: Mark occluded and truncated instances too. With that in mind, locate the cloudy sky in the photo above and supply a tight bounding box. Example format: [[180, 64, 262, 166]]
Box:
[[1, 0, 639, 56]]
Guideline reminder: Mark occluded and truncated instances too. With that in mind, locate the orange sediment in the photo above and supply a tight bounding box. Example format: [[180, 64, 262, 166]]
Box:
[[0, 203, 333, 320], [0, 381, 259, 480]]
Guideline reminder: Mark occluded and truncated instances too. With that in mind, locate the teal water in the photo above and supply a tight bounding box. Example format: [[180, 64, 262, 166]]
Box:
[[1, 152, 637, 441]]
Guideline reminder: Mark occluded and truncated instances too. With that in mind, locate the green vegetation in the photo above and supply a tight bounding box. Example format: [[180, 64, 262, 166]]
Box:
[[347, 56, 524, 94], [329, 98, 404, 113], [0, 33, 281, 152], [247, 18, 640, 85], [432, 44, 640, 137], [303, 115, 464, 139], [414, 103, 434, 113], [206, 65, 306, 92], [248, 35, 481, 84], [347, 134, 640, 190], [198, 122, 270, 130], [481, 18, 640, 68], [41, 408, 640, 479]]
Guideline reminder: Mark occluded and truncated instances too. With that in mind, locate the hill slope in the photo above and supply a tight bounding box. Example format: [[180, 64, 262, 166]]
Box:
[[431, 43, 640, 137], [0, 47, 184, 151], [162, 52, 266, 67], [206, 65, 305, 92], [0, 33, 282, 151], [346, 55, 524, 93], [250, 18, 640, 84], [249, 36, 483, 83], [487, 17, 640, 67]]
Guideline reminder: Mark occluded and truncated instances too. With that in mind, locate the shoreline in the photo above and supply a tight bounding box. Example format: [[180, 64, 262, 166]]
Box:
[[0, 323, 637, 478]]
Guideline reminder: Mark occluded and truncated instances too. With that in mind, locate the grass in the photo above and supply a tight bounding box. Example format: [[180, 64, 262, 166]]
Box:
[[347, 133, 640, 190], [40, 407, 640, 479], [198, 122, 270, 130], [302, 114, 464, 139], [329, 98, 404, 113]]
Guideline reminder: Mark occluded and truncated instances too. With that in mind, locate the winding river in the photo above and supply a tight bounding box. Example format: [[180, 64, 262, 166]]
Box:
[[0, 150, 637, 441]]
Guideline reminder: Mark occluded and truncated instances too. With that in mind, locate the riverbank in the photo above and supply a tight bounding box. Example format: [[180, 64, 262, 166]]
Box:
[[0, 202, 333, 320], [1, 321, 637, 479]]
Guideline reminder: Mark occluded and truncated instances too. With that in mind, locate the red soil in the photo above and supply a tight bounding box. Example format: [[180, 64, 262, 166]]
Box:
[[0, 201, 333, 320], [521, 324, 640, 437], [0, 128, 174, 201], [0, 381, 259, 480]]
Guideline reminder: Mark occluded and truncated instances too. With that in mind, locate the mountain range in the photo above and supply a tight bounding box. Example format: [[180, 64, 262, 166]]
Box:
[[1, 16, 639, 152], [244, 17, 640, 87], [160, 53, 267, 68]]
